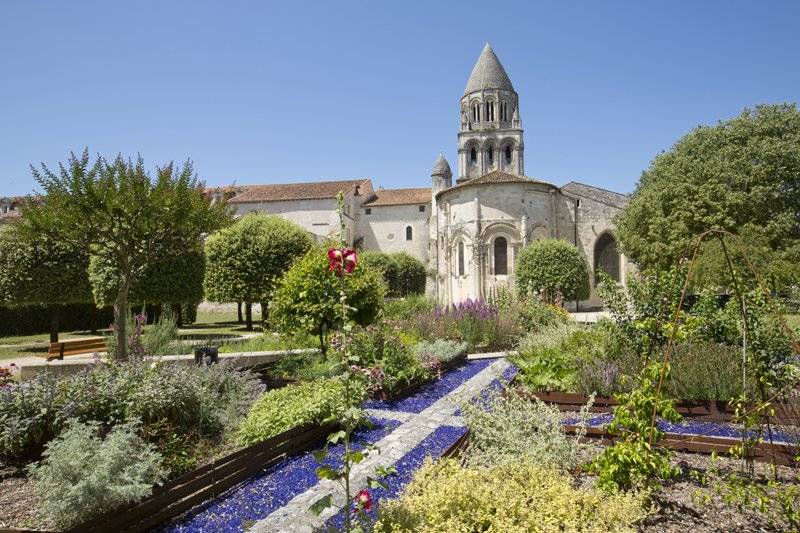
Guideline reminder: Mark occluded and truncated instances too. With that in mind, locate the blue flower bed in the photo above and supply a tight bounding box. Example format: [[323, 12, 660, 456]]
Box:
[[160, 417, 400, 533], [324, 424, 467, 530], [364, 359, 493, 414], [454, 362, 517, 416]]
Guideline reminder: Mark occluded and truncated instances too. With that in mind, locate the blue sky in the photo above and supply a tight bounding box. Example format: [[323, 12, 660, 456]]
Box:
[[1, 1, 798, 196]]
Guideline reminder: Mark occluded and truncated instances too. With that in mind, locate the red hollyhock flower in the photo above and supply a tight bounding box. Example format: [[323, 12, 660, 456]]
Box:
[[354, 489, 372, 512], [328, 248, 358, 275]]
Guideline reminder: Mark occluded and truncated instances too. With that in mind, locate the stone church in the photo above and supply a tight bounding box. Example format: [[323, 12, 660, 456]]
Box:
[[222, 44, 631, 308]]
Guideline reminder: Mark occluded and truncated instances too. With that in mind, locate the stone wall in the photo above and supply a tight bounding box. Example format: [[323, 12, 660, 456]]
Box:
[[358, 203, 430, 262]]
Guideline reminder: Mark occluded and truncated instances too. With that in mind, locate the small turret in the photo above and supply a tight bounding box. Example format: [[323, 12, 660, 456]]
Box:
[[431, 152, 452, 193]]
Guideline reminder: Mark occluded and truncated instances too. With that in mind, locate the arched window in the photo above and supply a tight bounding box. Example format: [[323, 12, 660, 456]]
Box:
[[504, 145, 512, 164], [485, 101, 494, 121], [470, 147, 477, 165], [594, 233, 621, 282], [406, 226, 413, 241], [457, 241, 465, 276], [487, 146, 494, 166], [500, 101, 508, 121], [494, 237, 508, 275], [471, 102, 480, 122]]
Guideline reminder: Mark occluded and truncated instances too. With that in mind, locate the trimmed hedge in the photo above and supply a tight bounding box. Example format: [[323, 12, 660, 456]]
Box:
[[0, 303, 113, 337], [359, 251, 426, 297]]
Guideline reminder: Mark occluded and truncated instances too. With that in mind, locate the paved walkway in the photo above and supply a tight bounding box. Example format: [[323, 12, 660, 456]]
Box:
[[247, 358, 511, 533]]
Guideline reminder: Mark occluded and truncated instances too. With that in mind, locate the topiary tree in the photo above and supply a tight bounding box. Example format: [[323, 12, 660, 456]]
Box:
[[516, 239, 590, 304], [269, 245, 385, 353], [615, 104, 800, 289], [391, 252, 427, 296], [359, 250, 426, 297], [88, 242, 205, 325], [0, 224, 93, 342], [204, 214, 314, 330]]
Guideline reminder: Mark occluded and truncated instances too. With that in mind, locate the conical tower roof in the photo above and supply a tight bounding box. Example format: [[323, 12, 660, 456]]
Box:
[[431, 152, 452, 177], [464, 43, 514, 95]]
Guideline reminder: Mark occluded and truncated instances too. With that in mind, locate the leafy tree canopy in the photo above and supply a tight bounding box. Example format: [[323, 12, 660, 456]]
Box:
[[615, 104, 800, 289], [22, 149, 232, 359], [360, 251, 426, 297], [515, 239, 590, 303], [203, 213, 314, 304]]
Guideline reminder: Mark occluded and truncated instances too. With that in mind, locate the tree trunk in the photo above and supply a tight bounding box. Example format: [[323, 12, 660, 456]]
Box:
[[114, 262, 131, 361], [153, 303, 162, 323], [318, 323, 327, 355], [89, 305, 99, 334], [237, 302, 243, 324], [260, 301, 268, 329], [170, 303, 183, 327], [245, 302, 253, 331], [49, 305, 60, 344]]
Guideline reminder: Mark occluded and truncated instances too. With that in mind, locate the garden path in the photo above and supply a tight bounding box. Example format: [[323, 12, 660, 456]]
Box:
[[248, 357, 512, 532]]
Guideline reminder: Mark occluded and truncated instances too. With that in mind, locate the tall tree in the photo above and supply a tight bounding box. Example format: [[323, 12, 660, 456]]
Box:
[[203, 214, 314, 330], [615, 104, 800, 288], [0, 224, 93, 342], [23, 150, 232, 359]]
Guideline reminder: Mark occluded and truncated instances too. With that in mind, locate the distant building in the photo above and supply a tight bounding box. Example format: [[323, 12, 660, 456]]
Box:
[[0, 196, 23, 225], [220, 44, 630, 308]]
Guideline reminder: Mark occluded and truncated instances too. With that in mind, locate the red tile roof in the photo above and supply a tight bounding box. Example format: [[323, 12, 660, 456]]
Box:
[[227, 179, 370, 203], [362, 187, 431, 206]]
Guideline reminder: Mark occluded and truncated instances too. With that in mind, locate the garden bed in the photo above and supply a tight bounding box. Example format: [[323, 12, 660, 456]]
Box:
[[63, 422, 335, 533], [512, 381, 800, 425]]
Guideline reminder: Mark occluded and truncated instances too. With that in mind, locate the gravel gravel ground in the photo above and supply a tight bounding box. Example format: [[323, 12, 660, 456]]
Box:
[[0, 465, 53, 531]]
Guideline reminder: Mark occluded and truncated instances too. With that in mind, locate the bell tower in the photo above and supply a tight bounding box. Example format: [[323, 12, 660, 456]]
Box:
[[457, 43, 524, 182]]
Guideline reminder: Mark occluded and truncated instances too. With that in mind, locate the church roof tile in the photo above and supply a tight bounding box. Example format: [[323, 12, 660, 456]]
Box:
[[226, 179, 370, 203], [464, 43, 515, 95], [363, 187, 431, 206], [561, 181, 629, 208]]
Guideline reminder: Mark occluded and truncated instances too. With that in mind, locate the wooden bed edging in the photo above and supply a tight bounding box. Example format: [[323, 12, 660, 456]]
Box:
[[563, 424, 798, 466], [513, 385, 800, 425], [66, 422, 336, 533], [441, 429, 470, 459]]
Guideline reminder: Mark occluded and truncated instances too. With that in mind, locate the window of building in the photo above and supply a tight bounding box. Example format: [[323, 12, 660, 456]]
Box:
[[365, 208, 371, 215], [406, 226, 413, 241], [594, 233, 621, 282], [418, 205, 425, 212], [471, 102, 480, 122], [487, 146, 494, 166], [504, 145, 512, 164], [470, 147, 477, 165], [500, 101, 508, 121], [494, 237, 508, 275], [485, 101, 494, 121], [457, 241, 465, 276]]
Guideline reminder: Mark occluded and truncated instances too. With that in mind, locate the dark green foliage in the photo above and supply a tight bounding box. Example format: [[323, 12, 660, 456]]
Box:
[[348, 325, 430, 396], [516, 239, 590, 302], [383, 294, 436, 321], [360, 251, 426, 297], [615, 104, 800, 290], [204, 214, 314, 304], [0, 303, 113, 336], [89, 243, 205, 306], [269, 246, 386, 352]]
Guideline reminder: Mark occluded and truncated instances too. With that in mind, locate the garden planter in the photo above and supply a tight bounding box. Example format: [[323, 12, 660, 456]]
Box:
[[376, 357, 470, 402], [65, 422, 336, 533]]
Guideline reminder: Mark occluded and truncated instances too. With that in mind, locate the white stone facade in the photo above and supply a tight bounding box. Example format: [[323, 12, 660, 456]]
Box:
[[226, 44, 629, 309]]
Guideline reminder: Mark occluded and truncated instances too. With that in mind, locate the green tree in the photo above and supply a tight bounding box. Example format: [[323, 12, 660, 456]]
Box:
[[203, 214, 314, 330], [516, 239, 590, 304], [0, 224, 94, 342], [360, 251, 427, 297], [23, 150, 232, 360], [88, 242, 205, 325], [615, 104, 800, 288], [270, 245, 385, 353]]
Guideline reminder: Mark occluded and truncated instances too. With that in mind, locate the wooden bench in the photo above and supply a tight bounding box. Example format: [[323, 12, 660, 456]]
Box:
[[46, 337, 107, 361]]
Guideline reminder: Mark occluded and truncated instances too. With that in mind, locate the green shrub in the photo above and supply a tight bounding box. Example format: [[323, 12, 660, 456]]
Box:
[[460, 388, 594, 470], [511, 323, 582, 392], [237, 379, 357, 445], [360, 251, 426, 297], [269, 246, 386, 353], [204, 214, 314, 306], [516, 296, 570, 332], [516, 239, 590, 303], [374, 459, 646, 533], [258, 351, 343, 381], [0, 361, 263, 463], [665, 342, 749, 401], [348, 325, 430, 395], [106, 314, 180, 358], [383, 294, 436, 321], [412, 339, 467, 365], [28, 420, 167, 529]]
